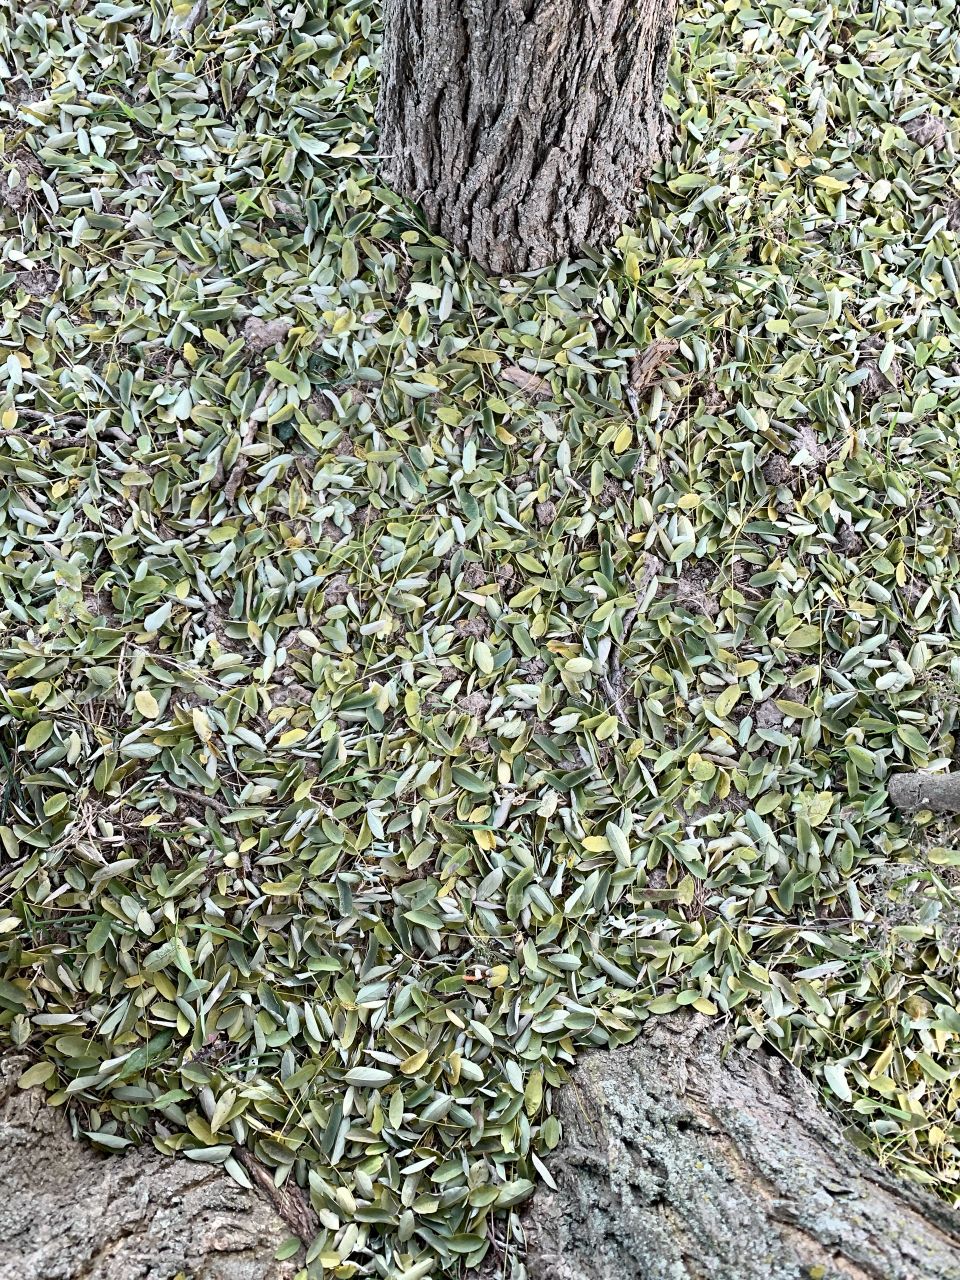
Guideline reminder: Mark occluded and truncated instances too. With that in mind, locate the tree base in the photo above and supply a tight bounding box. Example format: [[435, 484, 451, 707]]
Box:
[[378, 0, 677, 274], [518, 1015, 960, 1280], [0, 1056, 297, 1280]]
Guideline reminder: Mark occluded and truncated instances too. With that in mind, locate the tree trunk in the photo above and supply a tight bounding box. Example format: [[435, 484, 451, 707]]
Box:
[[0, 1056, 298, 1280], [378, 0, 677, 274], [515, 1014, 960, 1280]]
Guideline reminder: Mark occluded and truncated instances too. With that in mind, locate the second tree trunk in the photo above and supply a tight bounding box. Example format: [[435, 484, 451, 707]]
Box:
[[519, 1015, 960, 1280], [378, 0, 677, 274]]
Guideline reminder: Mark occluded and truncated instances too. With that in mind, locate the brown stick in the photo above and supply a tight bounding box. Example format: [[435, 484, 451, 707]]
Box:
[[215, 379, 276, 502], [235, 1148, 318, 1244], [888, 771, 960, 814], [162, 783, 232, 817]]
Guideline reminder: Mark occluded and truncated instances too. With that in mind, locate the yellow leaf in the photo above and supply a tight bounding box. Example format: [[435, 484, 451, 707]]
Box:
[[806, 791, 835, 827], [869, 1042, 895, 1079], [192, 708, 212, 741], [688, 753, 716, 781], [278, 728, 308, 747], [595, 714, 619, 741], [524, 1069, 544, 1116], [564, 656, 593, 675], [134, 689, 160, 719], [714, 685, 741, 718], [612, 424, 632, 454], [210, 1087, 237, 1133], [473, 641, 494, 674], [399, 1048, 429, 1076]]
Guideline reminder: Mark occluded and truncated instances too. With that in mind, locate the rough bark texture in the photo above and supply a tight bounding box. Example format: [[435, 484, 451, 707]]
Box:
[[888, 770, 960, 814], [521, 1015, 960, 1280], [378, 0, 677, 273], [0, 1056, 297, 1280]]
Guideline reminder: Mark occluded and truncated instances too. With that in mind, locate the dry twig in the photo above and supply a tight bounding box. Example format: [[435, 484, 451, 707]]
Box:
[[235, 1148, 318, 1244], [215, 379, 276, 500]]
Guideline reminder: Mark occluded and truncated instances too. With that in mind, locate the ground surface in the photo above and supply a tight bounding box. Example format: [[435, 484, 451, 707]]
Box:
[[0, 0, 959, 1277]]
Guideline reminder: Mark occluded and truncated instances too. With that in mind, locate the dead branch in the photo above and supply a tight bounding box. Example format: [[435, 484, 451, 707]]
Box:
[[215, 379, 276, 502], [888, 771, 960, 814], [235, 1148, 318, 1245]]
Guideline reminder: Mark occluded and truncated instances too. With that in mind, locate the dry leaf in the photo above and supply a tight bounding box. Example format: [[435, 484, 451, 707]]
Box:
[[629, 338, 679, 392]]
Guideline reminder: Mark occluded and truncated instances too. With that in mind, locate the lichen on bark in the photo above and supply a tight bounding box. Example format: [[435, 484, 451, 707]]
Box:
[[378, 0, 678, 273]]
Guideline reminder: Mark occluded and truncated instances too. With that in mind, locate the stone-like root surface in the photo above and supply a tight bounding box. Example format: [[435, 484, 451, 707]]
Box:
[[520, 1014, 960, 1280]]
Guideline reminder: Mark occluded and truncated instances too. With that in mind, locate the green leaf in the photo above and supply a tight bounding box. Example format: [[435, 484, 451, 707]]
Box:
[[25, 720, 53, 750], [824, 1062, 852, 1102], [344, 1067, 394, 1088], [18, 1061, 56, 1089]]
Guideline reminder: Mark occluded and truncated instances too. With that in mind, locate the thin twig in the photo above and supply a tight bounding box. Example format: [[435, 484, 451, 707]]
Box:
[[0, 855, 31, 887], [601, 604, 640, 710], [7, 408, 130, 445], [217, 379, 276, 502], [13, 407, 89, 426], [163, 783, 231, 816], [219, 193, 304, 221], [4, 431, 90, 447]]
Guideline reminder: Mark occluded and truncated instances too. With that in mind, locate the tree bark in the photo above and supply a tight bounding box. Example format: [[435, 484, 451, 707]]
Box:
[[378, 0, 677, 274], [516, 1014, 960, 1280], [888, 771, 960, 814], [0, 1056, 297, 1280]]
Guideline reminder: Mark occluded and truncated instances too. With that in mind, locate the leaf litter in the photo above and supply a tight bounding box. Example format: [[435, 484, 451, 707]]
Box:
[[0, 0, 959, 1276]]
